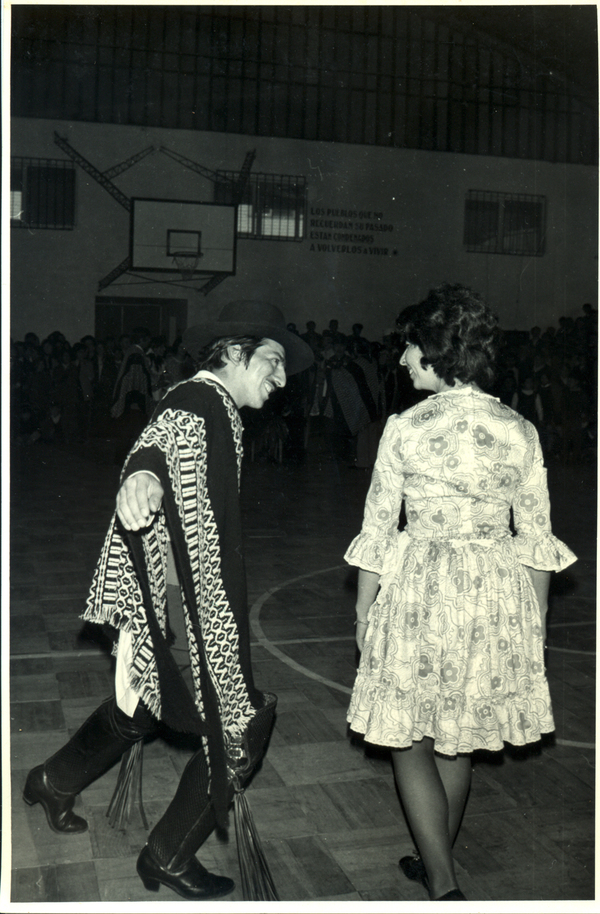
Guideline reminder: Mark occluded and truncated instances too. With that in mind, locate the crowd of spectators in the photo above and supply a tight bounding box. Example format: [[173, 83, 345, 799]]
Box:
[[10, 329, 195, 454], [493, 304, 597, 464], [11, 302, 596, 468]]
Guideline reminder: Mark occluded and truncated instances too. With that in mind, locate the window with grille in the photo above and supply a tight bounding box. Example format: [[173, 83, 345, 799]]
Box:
[[11, 157, 76, 229], [464, 190, 546, 255], [215, 172, 306, 241]]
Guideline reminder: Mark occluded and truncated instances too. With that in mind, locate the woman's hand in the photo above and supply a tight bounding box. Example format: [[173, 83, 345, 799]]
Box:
[[355, 619, 368, 651], [354, 568, 380, 652]]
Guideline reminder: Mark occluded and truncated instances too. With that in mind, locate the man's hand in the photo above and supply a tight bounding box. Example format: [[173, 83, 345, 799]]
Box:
[[116, 472, 164, 531]]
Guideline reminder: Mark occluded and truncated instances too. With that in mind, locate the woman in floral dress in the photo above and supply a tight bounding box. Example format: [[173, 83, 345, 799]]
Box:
[[345, 284, 576, 901]]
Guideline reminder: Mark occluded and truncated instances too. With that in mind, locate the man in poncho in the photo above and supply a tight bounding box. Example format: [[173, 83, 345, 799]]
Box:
[[23, 301, 313, 900]]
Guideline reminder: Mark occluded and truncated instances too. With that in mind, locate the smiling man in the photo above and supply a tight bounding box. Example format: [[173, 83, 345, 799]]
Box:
[[23, 301, 313, 901]]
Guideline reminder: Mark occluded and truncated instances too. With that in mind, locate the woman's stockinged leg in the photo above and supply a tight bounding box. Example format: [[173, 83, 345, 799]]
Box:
[[435, 750, 472, 846], [391, 738, 455, 898], [391, 738, 471, 899]]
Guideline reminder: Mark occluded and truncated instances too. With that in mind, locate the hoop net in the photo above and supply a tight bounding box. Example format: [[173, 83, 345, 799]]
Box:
[[172, 250, 200, 280]]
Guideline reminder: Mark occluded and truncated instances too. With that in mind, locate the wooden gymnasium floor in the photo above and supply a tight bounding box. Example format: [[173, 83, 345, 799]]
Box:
[[7, 426, 596, 906]]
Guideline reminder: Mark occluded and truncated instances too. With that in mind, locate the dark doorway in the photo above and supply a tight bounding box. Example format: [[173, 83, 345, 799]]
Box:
[[95, 296, 188, 344]]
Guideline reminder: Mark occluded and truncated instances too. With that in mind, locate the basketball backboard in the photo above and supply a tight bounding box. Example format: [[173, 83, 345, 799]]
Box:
[[130, 198, 237, 275]]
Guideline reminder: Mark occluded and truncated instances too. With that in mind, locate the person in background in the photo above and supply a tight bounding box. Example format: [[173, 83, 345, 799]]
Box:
[[301, 320, 322, 356], [51, 345, 80, 445], [23, 301, 313, 901], [347, 340, 383, 468], [164, 336, 194, 387], [496, 367, 518, 408], [537, 370, 560, 458], [111, 327, 154, 463], [91, 337, 119, 435], [321, 338, 375, 463], [512, 376, 543, 429], [24, 331, 40, 349], [147, 335, 170, 401], [24, 352, 53, 443], [344, 283, 576, 901], [556, 364, 588, 465], [350, 322, 370, 356], [111, 328, 153, 420], [115, 333, 131, 370], [300, 321, 323, 425], [77, 337, 97, 440], [322, 318, 346, 348]]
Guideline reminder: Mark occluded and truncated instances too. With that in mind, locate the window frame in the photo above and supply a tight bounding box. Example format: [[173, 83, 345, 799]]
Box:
[[10, 157, 76, 230], [463, 189, 546, 256], [214, 170, 307, 241]]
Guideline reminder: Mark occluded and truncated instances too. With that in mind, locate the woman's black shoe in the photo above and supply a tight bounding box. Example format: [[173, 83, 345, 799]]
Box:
[[436, 888, 467, 900], [136, 844, 234, 900], [23, 765, 88, 834], [399, 854, 429, 892]]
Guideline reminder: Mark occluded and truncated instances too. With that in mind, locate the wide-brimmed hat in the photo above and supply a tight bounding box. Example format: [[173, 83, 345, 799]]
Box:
[[183, 300, 314, 375]]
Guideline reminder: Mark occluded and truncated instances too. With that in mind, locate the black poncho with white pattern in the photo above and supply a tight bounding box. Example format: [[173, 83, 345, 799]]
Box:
[[83, 375, 263, 824]]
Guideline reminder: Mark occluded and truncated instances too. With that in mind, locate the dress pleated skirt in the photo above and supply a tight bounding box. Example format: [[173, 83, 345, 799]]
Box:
[[347, 536, 554, 756]]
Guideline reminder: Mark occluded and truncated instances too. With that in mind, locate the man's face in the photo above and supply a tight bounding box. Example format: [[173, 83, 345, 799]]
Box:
[[234, 339, 287, 409]]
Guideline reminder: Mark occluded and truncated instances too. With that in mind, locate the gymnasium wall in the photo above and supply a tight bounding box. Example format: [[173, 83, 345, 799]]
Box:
[[10, 117, 598, 343]]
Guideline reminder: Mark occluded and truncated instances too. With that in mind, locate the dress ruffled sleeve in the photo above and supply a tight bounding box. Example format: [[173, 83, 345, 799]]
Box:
[[512, 429, 577, 571], [344, 416, 405, 575]]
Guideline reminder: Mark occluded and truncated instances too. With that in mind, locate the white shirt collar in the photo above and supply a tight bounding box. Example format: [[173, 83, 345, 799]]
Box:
[[195, 369, 227, 389]]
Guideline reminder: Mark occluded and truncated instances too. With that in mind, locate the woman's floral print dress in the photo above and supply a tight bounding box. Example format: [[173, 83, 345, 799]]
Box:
[[345, 386, 576, 755]]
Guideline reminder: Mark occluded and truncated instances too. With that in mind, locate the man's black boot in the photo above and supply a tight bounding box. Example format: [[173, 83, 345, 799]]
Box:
[[137, 747, 234, 899], [136, 843, 234, 900], [23, 765, 88, 834], [23, 697, 156, 834]]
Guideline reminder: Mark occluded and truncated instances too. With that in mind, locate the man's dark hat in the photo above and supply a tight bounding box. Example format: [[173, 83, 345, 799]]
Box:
[[183, 300, 314, 375]]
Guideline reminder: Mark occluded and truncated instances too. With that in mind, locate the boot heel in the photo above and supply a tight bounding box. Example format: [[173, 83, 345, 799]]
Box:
[[22, 785, 38, 806], [136, 844, 234, 900], [23, 770, 41, 806], [140, 876, 160, 892], [22, 765, 88, 834]]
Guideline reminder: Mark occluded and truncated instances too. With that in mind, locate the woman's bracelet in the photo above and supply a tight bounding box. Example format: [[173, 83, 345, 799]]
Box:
[[354, 619, 368, 626]]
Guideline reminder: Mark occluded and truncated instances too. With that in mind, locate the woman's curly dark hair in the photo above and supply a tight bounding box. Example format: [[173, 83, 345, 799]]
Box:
[[396, 283, 499, 389]]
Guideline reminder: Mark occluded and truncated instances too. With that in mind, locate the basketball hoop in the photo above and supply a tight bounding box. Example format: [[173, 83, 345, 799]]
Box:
[[172, 250, 202, 280]]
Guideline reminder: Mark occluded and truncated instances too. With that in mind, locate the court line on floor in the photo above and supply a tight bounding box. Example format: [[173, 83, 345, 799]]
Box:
[[550, 621, 597, 627], [548, 618, 596, 656], [250, 565, 595, 749], [554, 738, 595, 749], [547, 646, 595, 656], [250, 564, 352, 696]]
